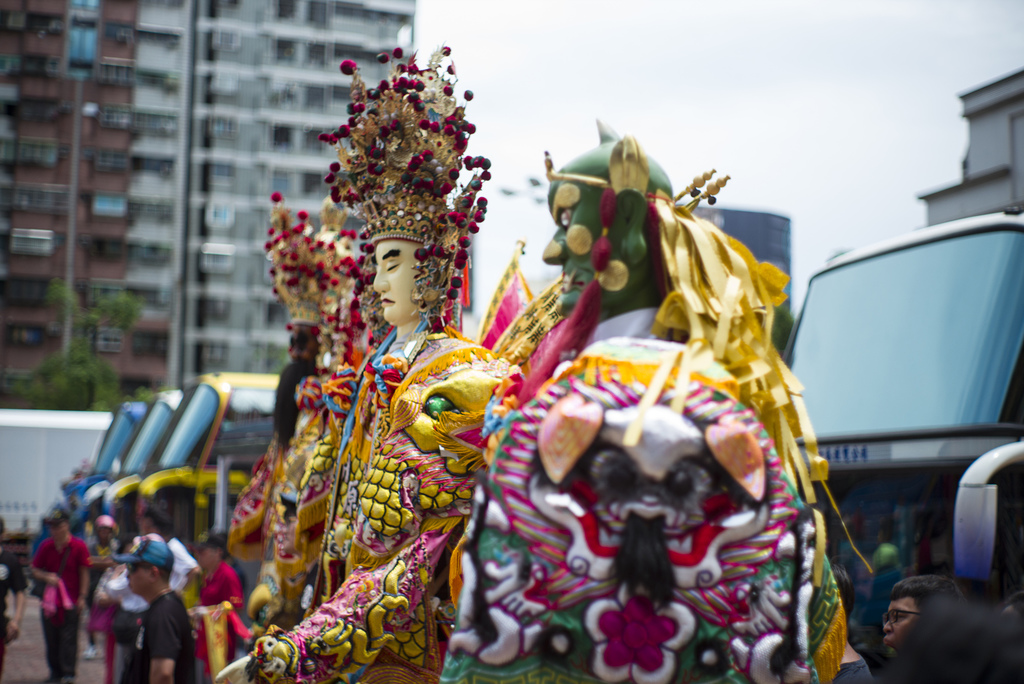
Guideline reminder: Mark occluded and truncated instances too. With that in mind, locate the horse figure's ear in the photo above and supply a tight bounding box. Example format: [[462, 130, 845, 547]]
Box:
[[597, 120, 620, 144]]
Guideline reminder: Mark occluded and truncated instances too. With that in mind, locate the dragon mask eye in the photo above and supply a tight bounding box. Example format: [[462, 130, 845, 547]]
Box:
[[425, 394, 456, 419]]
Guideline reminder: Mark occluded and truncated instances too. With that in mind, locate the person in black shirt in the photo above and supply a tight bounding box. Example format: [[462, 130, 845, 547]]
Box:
[[0, 516, 28, 681], [273, 324, 319, 446], [115, 538, 194, 684]]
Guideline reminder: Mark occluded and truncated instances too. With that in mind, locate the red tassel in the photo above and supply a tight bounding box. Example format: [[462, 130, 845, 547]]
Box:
[[591, 235, 611, 272], [521, 280, 602, 401], [599, 188, 617, 229], [646, 202, 666, 297]]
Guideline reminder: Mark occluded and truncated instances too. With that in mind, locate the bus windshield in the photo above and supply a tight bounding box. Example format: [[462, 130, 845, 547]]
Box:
[[215, 387, 274, 444], [121, 401, 175, 474], [790, 230, 1024, 438], [93, 405, 138, 475], [157, 385, 221, 468]]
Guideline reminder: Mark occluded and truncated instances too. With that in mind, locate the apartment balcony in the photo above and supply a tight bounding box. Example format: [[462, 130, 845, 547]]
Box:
[[134, 82, 182, 111], [130, 135, 178, 158], [129, 171, 176, 198], [136, 41, 185, 72]]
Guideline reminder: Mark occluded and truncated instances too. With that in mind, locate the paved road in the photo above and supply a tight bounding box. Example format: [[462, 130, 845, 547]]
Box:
[[3, 596, 105, 684]]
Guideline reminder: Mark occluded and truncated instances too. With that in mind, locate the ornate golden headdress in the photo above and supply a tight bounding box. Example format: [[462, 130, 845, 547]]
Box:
[[265, 194, 357, 366], [320, 46, 490, 337]]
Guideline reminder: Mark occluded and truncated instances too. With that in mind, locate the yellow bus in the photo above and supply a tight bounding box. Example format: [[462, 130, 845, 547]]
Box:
[[134, 373, 277, 542]]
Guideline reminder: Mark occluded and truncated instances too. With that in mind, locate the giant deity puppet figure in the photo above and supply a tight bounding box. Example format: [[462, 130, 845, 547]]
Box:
[[234, 197, 361, 638], [219, 46, 514, 684], [441, 127, 848, 684]]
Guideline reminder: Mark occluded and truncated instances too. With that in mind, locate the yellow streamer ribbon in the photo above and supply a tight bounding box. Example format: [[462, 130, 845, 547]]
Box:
[[623, 351, 680, 447]]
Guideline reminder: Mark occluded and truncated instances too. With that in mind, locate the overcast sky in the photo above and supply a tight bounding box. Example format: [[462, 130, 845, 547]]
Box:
[[412, 0, 1024, 317]]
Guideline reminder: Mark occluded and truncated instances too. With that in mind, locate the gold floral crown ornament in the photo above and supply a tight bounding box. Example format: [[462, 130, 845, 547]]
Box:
[[265, 193, 358, 366], [322, 46, 491, 337], [314, 197, 360, 370]]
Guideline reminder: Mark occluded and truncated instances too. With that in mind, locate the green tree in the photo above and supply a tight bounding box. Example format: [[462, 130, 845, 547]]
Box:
[[772, 303, 795, 354], [19, 280, 144, 410]]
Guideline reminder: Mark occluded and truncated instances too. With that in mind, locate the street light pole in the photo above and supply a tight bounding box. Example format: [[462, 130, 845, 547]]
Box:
[[63, 78, 84, 354]]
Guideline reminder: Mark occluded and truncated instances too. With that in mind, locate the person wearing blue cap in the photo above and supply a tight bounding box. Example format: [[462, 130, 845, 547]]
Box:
[[114, 538, 194, 684]]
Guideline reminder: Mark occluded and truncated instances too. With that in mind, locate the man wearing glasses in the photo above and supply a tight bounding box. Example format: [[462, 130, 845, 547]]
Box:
[[115, 539, 194, 684], [883, 574, 964, 653]]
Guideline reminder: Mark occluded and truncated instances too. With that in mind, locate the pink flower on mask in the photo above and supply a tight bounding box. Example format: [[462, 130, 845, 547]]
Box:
[[585, 589, 696, 684]]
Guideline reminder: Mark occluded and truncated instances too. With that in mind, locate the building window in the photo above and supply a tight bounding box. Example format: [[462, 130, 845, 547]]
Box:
[[333, 2, 366, 20], [98, 62, 134, 85], [307, 43, 326, 66], [95, 149, 128, 172], [132, 156, 174, 175], [88, 283, 124, 306], [19, 100, 59, 122], [17, 139, 58, 167], [93, 194, 127, 217], [303, 129, 324, 152], [275, 39, 296, 64], [137, 29, 180, 46], [133, 111, 178, 135], [129, 200, 173, 223], [206, 204, 235, 228], [96, 328, 123, 353], [10, 229, 55, 256], [211, 29, 240, 51], [0, 140, 15, 163], [209, 117, 237, 138], [269, 83, 297, 108], [0, 55, 21, 75], [210, 72, 239, 95], [203, 342, 228, 364], [7, 279, 49, 305], [267, 302, 288, 326], [271, 171, 289, 195], [127, 243, 171, 264], [71, 0, 99, 8], [137, 70, 178, 91], [22, 55, 61, 77], [13, 186, 68, 214], [6, 324, 44, 347], [103, 22, 134, 43], [100, 105, 132, 129], [200, 243, 235, 274], [133, 331, 168, 356], [128, 287, 170, 310], [308, 1, 326, 24], [271, 125, 292, 151], [305, 86, 325, 110], [277, 0, 295, 19], [208, 163, 233, 185], [201, 298, 230, 319], [331, 85, 348, 104], [302, 172, 321, 195], [89, 237, 123, 259], [26, 14, 63, 33]]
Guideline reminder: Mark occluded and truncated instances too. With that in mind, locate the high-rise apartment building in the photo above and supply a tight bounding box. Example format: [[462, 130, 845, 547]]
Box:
[[0, 0, 175, 398], [183, 0, 414, 380], [0, 0, 414, 401]]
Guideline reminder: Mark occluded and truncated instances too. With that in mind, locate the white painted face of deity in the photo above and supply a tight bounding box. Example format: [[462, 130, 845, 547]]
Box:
[[372, 238, 421, 340]]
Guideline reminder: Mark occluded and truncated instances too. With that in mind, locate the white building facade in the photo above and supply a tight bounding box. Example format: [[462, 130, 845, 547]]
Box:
[[181, 0, 414, 381], [919, 66, 1024, 226]]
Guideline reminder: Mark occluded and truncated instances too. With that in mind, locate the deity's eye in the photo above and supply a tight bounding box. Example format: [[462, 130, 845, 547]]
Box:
[[424, 394, 456, 419], [559, 209, 572, 229]]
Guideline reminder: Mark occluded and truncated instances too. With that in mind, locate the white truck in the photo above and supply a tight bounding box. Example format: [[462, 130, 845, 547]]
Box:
[[0, 409, 112, 535]]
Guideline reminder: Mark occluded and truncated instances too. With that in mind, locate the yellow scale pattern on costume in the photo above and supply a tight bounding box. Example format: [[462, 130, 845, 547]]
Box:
[[358, 441, 413, 537], [388, 602, 428, 665]]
